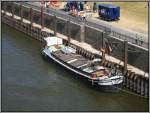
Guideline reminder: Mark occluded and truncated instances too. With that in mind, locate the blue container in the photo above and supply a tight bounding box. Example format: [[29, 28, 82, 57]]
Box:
[[98, 4, 120, 21]]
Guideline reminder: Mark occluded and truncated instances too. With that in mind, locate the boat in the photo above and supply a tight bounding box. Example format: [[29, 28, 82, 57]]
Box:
[[41, 36, 124, 90]]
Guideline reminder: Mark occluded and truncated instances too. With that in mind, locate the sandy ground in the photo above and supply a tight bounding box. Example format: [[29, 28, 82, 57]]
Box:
[[58, 2, 148, 35], [91, 2, 148, 35]]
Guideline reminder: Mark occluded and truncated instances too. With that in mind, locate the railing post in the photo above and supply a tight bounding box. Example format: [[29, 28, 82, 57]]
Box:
[[124, 40, 128, 73], [30, 7, 33, 26], [53, 15, 57, 36], [67, 19, 71, 44], [11, 2, 14, 18]]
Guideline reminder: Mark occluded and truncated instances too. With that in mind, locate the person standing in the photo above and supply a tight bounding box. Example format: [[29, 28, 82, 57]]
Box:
[[93, 2, 97, 13], [139, 36, 143, 46]]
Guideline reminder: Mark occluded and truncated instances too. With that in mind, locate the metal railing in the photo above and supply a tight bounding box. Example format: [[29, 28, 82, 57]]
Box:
[[13, 2, 148, 49]]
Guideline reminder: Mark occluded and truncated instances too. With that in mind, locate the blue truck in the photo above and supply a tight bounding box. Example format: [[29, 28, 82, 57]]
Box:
[[98, 4, 120, 21]]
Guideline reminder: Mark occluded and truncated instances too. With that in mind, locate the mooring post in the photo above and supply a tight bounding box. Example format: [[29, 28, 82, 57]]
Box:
[[20, 2, 23, 22], [41, 0, 44, 29], [101, 31, 105, 61], [80, 23, 85, 42], [53, 15, 57, 36], [67, 19, 71, 44], [11, 2, 14, 18], [124, 40, 128, 74], [30, 7, 33, 27]]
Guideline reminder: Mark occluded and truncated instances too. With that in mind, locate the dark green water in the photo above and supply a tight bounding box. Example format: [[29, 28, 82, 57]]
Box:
[[2, 23, 149, 112]]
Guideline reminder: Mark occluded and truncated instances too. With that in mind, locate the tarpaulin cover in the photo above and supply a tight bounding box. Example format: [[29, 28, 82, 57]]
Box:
[[44, 36, 63, 46]]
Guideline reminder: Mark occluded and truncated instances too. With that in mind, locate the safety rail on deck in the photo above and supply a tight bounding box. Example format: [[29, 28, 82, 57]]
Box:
[[13, 2, 148, 49]]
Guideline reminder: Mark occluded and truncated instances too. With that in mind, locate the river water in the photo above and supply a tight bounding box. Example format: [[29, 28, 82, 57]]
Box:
[[2, 23, 149, 112]]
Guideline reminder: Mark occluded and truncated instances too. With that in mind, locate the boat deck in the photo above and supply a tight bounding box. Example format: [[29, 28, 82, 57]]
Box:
[[52, 50, 89, 68]]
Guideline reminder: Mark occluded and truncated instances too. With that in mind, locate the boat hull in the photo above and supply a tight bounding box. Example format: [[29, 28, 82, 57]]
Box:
[[42, 49, 123, 91]]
